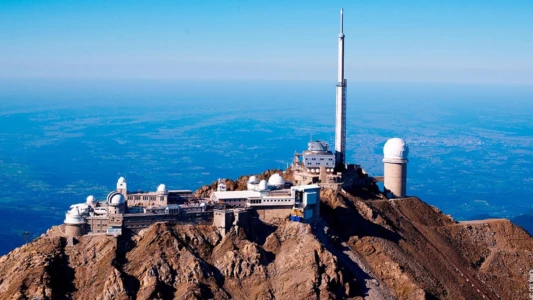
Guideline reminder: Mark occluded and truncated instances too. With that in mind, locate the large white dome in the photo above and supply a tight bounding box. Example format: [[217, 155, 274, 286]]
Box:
[[383, 138, 409, 161], [268, 174, 285, 187]]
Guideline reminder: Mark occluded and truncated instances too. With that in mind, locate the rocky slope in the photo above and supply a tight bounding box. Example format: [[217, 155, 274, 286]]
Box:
[[1, 182, 532, 299]]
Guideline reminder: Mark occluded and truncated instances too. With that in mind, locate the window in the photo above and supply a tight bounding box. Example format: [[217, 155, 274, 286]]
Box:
[[160, 196, 164, 201], [135, 196, 140, 200]]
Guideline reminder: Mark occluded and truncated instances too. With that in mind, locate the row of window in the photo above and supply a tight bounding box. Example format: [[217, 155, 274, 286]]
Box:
[[224, 198, 246, 203], [127, 195, 165, 201], [260, 198, 292, 203], [307, 158, 333, 161], [224, 198, 293, 204]]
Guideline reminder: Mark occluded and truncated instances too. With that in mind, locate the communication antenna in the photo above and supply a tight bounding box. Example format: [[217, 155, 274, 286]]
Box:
[[21, 231, 31, 244]]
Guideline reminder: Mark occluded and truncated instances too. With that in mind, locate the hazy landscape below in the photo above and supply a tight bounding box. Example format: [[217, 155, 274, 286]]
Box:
[[0, 79, 532, 255]]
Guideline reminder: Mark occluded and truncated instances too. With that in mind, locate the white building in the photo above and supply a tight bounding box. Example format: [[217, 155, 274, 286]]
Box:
[[211, 174, 321, 217], [302, 141, 336, 172]]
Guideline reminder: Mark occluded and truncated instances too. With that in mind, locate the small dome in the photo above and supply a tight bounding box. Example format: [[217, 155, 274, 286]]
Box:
[[259, 180, 268, 191], [157, 184, 167, 192], [307, 141, 328, 152], [248, 175, 259, 184], [268, 174, 285, 187], [86, 195, 96, 205], [117, 177, 126, 184], [383, 138, 409, 161]]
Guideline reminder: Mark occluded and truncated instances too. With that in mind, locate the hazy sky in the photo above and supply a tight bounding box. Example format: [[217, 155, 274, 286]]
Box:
[[1, 0, 532, 84]]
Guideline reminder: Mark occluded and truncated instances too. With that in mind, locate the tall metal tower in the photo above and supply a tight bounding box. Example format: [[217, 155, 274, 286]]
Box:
[[335, 8, 347, 168]]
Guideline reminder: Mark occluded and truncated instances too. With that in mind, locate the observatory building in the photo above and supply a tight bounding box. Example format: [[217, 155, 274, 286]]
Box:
[[383, 138, 409, 198], [292, 141, 343, 186], [117, 177, 193, 208]]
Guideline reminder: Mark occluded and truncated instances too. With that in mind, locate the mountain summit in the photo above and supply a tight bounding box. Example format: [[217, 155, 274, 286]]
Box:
[[0, 177, 531, 299]]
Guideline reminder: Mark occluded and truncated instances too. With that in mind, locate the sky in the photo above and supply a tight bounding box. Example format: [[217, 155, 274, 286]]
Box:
[[0, 0, 532, 85]]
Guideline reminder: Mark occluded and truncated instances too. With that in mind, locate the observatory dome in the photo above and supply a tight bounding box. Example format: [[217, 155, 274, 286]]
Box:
[[64, 208, 85, 225], [157, 184, 167, 193], [259, 180, 268, 191], [86, 195, 96, 205], [107, 192, 125, 206], [383, 138, 409, 161], [248, 176, 259, 184], [117, 177, 126, 184], [268, 174, 285, 188]]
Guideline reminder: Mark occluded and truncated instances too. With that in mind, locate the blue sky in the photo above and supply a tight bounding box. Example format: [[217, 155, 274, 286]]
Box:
[[1, 0, 532, 84]]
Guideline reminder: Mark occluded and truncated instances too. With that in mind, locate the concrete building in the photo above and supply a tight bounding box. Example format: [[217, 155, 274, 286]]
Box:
[[212, 174, 321, 221], [292, 141, 343, 186], [119, 177, 192, 208], [383, 138, 409, 198]]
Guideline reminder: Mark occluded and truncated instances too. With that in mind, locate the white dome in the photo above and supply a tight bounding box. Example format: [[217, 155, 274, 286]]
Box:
[[383, 138, 409, 161], [268, 174, 285, 187], [259, 180, 268, 191], [86, 195, 96, 204], [65, 213, 85, 225], [64, 208, 85, 224], [117, 177, 126, 184], [157, 184, 167, 192], [248, 175, 259, 184], [108, 192, 125, 206]]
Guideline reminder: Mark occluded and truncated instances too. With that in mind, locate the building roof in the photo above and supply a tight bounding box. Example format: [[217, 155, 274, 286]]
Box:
[[213, 190, 262, 200], [291, 184, 321, 191]]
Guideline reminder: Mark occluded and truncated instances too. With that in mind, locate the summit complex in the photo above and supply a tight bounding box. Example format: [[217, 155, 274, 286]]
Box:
[[2, 10, 531, 300], [60, 9, 411, 239]]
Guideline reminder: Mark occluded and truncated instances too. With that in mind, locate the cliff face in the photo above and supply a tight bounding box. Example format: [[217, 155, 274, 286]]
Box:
[[1, 188, 532, 300]]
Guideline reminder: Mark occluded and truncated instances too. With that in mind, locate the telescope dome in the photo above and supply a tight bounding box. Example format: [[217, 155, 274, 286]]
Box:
[[86, 195, 96, 205], [259, 180, 268, 191], [383, 138, 409, 161], [268, 174, 285, 188]]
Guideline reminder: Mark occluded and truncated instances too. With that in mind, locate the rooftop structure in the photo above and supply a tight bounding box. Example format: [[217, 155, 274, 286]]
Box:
[[292, 140, 343, 186]]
